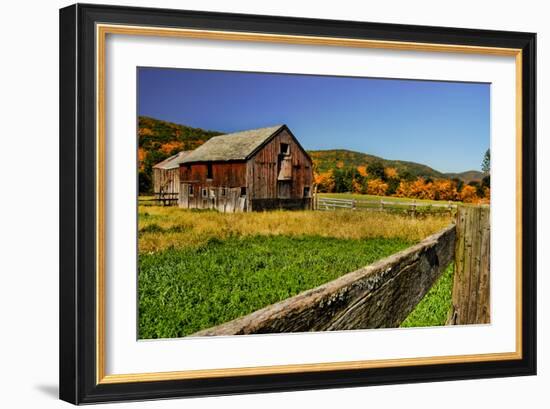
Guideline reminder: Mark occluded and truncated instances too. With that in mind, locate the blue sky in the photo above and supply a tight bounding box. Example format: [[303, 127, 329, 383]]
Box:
[[138, 67, 490, 173]]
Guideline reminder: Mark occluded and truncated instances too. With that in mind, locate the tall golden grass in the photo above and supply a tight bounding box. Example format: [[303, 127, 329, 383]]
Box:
[[138, 206, 452, 253]]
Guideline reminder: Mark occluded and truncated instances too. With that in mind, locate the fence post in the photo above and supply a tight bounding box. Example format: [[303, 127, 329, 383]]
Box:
[[448, 205, 490, 325], [313, 185, 318, 210]]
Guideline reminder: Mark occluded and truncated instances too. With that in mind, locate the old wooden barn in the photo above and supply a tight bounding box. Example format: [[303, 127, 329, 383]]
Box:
[[152, 150, 192, 202], [177, 124, 313, 212]]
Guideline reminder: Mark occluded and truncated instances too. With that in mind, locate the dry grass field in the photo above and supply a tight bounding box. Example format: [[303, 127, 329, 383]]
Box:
[[138, 206, 452, 253]]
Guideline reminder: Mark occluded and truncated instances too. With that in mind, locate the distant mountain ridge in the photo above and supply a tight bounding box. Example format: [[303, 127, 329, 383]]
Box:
[[138, 116, 481, 192], [309, 149, 482, 182], [444, 170, 484, 183]]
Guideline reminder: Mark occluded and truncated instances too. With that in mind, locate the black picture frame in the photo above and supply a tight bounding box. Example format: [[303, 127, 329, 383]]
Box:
[[59, 3, 536, 405]]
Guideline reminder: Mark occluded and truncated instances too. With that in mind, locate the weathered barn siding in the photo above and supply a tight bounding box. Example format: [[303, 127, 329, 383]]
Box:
[[152, 151, 192, 196], [179, 185, 246, 212], [246, 128, 313, 210], [152, 167, 180, 194], [179, 162, 248, 211], [179, 162, 247, 187]]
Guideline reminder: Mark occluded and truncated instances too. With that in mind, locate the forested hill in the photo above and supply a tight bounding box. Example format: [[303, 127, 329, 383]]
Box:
[[309, 149, 447, 180], [138, 116, 222, 192], [138, 117, 481, 193]]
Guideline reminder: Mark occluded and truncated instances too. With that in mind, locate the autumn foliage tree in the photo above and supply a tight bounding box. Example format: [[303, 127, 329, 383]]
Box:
[[384, 167, 398, 179], [357, 165, 368, 177], [432, 179, 458, 201], [459, 185, 478, 203], [310, 152, 491, 204], [366, 178, 388, 196], [314, 170, 335, 193]]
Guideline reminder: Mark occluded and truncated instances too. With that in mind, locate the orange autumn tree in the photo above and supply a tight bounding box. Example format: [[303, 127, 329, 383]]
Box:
[[138, 148, 147, 171], [357, 165, 368, 177], [384, 167, 398, 179], [432, 179, 459, 201], [411, 178, 435, 199], [314, 170, 335, 193], [459, 185, 478, 203], [395, 177, 454, 200], [396, 178, 433, 200], [395, 180, 411, 198], [367, 178, 388, 196], [160, 141, 184, 155]]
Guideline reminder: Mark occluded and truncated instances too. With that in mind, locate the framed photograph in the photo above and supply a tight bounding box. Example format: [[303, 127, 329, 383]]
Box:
[[59, 3, 536, 404]]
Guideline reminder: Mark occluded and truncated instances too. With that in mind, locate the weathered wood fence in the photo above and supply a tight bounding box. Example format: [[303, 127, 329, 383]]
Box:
[[193, 224, 456, 336], [448, 206, 491, 325], [138, 192, 179, 206], [316, 196, 457, 215], [192, 205, 490, 336]]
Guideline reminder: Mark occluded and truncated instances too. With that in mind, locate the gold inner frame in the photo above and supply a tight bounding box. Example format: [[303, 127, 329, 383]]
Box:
[[96, 23, 523, 385]]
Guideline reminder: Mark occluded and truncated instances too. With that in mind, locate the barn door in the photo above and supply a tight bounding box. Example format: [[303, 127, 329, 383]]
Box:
[[179, 183, 189, 208], [277, 180, 292, 199]]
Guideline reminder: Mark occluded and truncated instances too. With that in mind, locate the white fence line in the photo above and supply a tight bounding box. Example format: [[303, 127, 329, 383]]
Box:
[[316, 196, 458, 212]]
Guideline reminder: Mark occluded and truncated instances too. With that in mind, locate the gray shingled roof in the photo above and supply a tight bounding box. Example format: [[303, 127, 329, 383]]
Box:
[[153, 150, 193, 169], [180, 125, 284, 163]]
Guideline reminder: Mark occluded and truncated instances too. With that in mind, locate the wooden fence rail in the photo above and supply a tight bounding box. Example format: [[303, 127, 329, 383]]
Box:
[[138, 192, 179, 206], [193, 224, 456, 336], [316, 196, 457, 214]]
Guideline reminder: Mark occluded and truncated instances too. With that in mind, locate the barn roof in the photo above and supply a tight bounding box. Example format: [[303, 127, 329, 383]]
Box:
[[153, 150, 193, 169], [180, 125, 285, 163]]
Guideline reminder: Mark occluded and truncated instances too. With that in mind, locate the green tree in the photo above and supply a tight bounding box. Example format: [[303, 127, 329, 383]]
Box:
[[482, 149, 490, 174], [400, 170, 416, 182], [333, 167, 358, 193], [386, 178, 400, 195], [367, 161, 386, 181], [139, 170, 152, 194], [468, 180, 485, 198], [452, 177, 464, 193]]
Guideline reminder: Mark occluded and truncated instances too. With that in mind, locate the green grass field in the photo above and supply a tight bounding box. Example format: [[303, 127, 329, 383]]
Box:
[[400, 264, 454, 328], [139, 234, 413, 338], [137, 205, 454, 338]]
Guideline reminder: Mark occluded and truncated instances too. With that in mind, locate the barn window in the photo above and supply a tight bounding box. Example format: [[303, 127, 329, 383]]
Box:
[[206, 163, 213, 179], [221, 187, 227, 197], [240, 187, 247, 197], [188, 185, 194, 197], [280, 143, 290, 155], [303, 186, 311, 198], [202, 188, 208, 198]]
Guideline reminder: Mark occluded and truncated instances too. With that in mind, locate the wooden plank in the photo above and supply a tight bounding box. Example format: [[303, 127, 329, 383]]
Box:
[[448, 206, 490, 325], [476, 207, 491, 323], [467, 207, 482, 323]]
